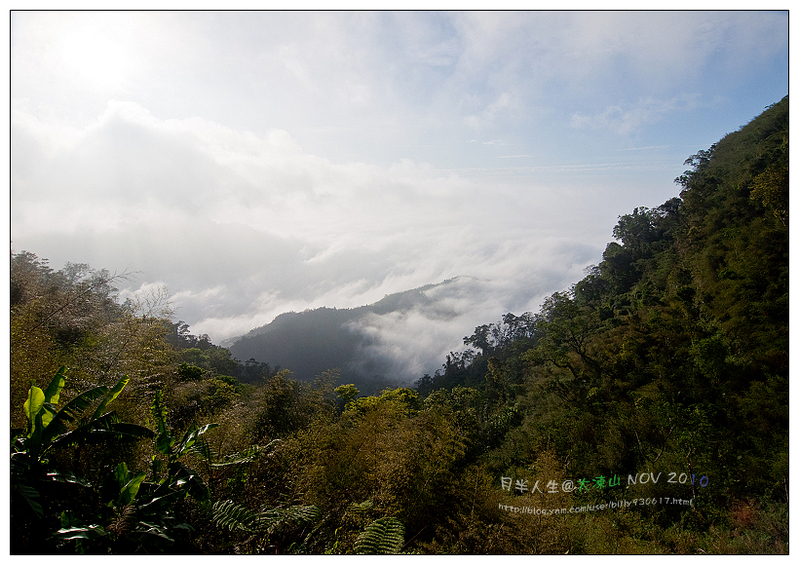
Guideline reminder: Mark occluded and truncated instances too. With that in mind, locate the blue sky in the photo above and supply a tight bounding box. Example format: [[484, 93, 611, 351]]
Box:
[[10, 10, 788, 380]]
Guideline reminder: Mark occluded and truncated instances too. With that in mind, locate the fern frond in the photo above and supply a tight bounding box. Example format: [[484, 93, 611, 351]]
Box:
[[354, 517, 405, 554], [257, 505, 321, 534], [209, 443, 263, 467], [207, 500, 321, 538], [208, 500, 261, 532], [189, 436, 215, 462], [107, 503, 136, 538]]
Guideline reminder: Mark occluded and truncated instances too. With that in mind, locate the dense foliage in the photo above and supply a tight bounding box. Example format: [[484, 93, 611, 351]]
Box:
[[10, 96, 787, 554]]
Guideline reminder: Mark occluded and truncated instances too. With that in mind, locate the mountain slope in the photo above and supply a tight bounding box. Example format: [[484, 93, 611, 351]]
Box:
[[227, 278, 461, 392]]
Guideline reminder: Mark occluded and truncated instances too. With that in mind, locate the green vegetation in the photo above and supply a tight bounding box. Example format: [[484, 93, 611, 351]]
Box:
[[10, 96, 787, 554]]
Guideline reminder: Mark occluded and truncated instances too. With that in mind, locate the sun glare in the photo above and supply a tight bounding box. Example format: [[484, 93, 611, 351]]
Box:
[[57, 19, 137, 92]]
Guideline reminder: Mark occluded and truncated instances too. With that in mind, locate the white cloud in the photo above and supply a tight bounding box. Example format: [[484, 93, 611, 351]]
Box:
[[12, 97, 608, 345], [464, 91, 520, 130], [570, 94, 703, 135], [11, 10, 787, 358]]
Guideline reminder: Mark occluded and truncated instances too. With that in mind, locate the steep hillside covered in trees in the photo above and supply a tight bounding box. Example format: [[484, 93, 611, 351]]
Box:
[[417, 95, 788, 518], [10, 97, 787, 554]]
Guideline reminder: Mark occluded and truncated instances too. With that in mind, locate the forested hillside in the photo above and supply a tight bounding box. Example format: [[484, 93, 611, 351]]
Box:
[[10, 96, 787, 554], [227, 281, 446, 394]]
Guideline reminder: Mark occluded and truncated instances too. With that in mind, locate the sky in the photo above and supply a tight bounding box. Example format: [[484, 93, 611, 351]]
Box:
[[9, 9, 789, 380]]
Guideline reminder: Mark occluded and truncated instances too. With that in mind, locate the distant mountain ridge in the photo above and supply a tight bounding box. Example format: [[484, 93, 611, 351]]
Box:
[[226, 278, 466, 393]]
